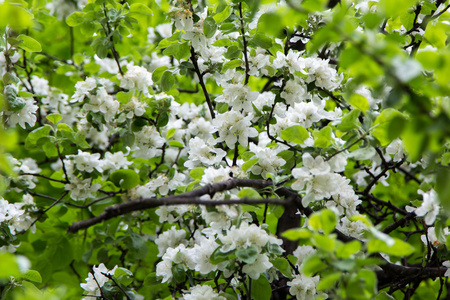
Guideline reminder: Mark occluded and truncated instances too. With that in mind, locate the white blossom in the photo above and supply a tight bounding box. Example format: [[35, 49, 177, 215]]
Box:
[[184, 137, 226, 169], [65, 177, 101, 201], [280, 77, 309, 106], [386, 138, 405, 162], [101, 151, 132, 173], [69, 150, 103, 173], [6, 97, 38, 129], [155, 227, 188, 257], [170, 6, 194, 31], [30, 76, 50, 95], [181, 285, 226, 300], [293, 245, 316, 266], [415, 189, 440, 225], [212, 111, 258, 149], [81, 263, 118, 300], [215, 83, 258, 113], [288, 274, 326, 300], [72, 77, 97, 103], [118, 65, 153, 97], [133, 126, 164, 159], [248, 143, 286, 178]]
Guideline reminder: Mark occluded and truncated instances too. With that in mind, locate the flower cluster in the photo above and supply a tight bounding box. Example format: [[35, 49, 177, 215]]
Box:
[[80, 263, 118, 300], [155, 220, 283, 283], [0, 194, 37, 241]]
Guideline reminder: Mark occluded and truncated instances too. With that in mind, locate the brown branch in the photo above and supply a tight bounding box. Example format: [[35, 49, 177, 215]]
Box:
[[102, 3, 123, 76], [238, 2, 250, 85], [68, 196, 290, 233], [325, 133, 367, 161], [20, 172, 69, 184], [67, 178, 319, 233], [377, 261, 448, 290], [382, 213, 416, 234], [190, 46, 215, 119]]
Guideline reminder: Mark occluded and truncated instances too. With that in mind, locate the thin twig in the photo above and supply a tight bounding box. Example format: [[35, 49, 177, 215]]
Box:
[[101, 272, 131, 300], [102, 3, 123, 76], [238, 2, 250, 85], [20, 172, 69, 184], [27, 191, 69, 230], [189, 46, 215, 119], [325, 134, 366, 161]]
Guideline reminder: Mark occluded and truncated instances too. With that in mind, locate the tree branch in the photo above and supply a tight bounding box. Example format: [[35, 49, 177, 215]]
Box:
[[189, 46, 215, 119], [238, 2, 250, 85], [68, 196, 290, 233]]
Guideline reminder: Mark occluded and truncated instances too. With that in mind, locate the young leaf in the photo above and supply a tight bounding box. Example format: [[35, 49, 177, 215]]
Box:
[[280, 125, 309, 145], [203, 17, 217, 38], [110, 169, 140, 190], [17, 35, 42, 52]]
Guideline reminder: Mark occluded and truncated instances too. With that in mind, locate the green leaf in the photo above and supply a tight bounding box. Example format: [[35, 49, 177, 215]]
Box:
[[160, 71, 175, 92], [282, 228, 312, 240], [272, 258, 293, 278], [157, 112, 169, 127], [169, 140, 184, 148], [241, 158, 259, 172], [214, 5, 232, 23], [221, 59, 242, 72], [336, 240, 362, 259], [337, 109, 361, 132], [348, 93, 369, 113], [309, 209, 336, 234], [301, 255, 327, 277], [348, 147, 376, 160], [0, 252, 21, 278], [436, 167, 450, 215], [317, 272, 341, 290], [372, 108, 407, 146], [115, 267, 133, 278], [190, 168, 204, 180], [213, 39, 233, 47], [25, 125, 53, 149], [23, 270, 42, 283], [235, 246, 258, 264], [203, 17, 217, 39], [402, 120, 426, 162], [152, 66, 169, 83], [171, 264, 186, 283], [249, 33, 273, 49], [251, 275, 272, 299], [0, 3, 33, 28], [17, 34, 42, 52], [66, 12, 85, 26], [280, 125, 309, 144], [257, 13, 283, 37], [46, 113, 62, 124], [380, 0, 418, 18], [116, 91, 133, 104], [237, 188, 261, 199], [224, 45, 241, 59], [216, 102, 229, 113], [110, 169, 140, 190], [129, 232, 148, 259], [312, 233, 336, 251], [129, 3, 152, 16], [313, 126, 333, 148], [210, 247, 234, 264], [43, 141, 58, 158], [163, 42, 190, 60], [367, 237, 415, 256], [166, 128, 176, 140]]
